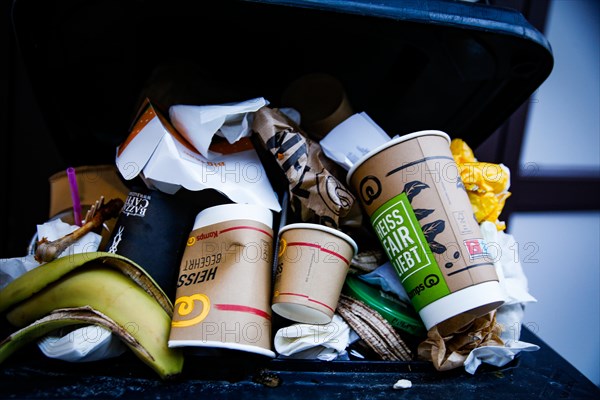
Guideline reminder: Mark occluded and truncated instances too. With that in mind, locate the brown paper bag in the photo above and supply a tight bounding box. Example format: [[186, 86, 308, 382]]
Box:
[[252, 107, 355, 229]]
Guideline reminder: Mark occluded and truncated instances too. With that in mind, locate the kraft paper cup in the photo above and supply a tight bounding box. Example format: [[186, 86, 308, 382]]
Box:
[[347, 130, 505, 330], [168, 203, 276, 358], [48, 165, 130, 249], [272, 223, 358, 324], [104, 187, 197, 301], [281, 73, 353, 140]]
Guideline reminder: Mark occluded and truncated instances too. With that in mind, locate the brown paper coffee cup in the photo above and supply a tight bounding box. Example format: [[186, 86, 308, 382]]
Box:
[[347, 130, 504, 330], [281, 73, 353, 140], [168, 203, 276, 357], [272, 223, 358, 324]]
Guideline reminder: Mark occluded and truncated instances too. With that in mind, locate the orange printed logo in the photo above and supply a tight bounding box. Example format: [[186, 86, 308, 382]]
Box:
[[171, 293, 210, 327]]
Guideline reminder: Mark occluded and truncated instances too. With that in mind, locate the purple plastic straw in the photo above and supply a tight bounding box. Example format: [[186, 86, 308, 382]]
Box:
[[66, 167, 83, 226]]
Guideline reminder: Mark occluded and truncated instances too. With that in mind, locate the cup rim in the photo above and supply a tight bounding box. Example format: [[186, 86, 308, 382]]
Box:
[[278, 223, 358, 254], [346, 129, 451, 186], [193, 203, 273, 230]]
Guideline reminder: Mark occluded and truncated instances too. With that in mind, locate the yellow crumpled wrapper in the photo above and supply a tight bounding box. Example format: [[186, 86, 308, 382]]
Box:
[[417, 310, 504, 371], [451, 138, 511, 230]]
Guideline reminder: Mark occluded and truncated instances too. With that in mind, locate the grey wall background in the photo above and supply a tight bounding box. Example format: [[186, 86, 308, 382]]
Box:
[[510, 0, 600, 386]]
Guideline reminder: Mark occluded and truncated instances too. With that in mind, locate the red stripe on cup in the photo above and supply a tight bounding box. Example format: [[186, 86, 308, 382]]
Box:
[[219, 225, 273, 238], [277, 292, 334, 313], [286, 242, 349, 264], [214, 304, 271, 321]]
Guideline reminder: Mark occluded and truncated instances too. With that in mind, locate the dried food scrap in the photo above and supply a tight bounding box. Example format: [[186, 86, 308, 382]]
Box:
[[252, 369, 281, 388]]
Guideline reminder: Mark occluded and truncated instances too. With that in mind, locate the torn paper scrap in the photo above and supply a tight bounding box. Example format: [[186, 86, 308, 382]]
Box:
[[319, 112, 390, 170]]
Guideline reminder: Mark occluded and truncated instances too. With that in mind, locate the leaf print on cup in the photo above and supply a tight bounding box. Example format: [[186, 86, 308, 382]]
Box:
[[428, 240, 447, 255], [403, 181, 430, 202], [413, 208, 434, 221], [403, 180, 448, 257], [422, 220, 447, 254]]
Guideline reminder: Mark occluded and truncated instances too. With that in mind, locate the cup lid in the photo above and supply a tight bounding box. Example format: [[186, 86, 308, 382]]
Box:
[[193, 203, 273, 230]]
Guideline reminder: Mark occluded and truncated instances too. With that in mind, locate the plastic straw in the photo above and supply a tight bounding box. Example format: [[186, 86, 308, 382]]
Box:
[[66, 167, 83, 226]]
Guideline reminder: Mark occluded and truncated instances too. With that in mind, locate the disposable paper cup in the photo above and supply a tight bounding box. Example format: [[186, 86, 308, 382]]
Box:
[[347, 130, 504, 330], [281, 73, 354, 140], [48, 165, 130, 249], [104, 187, 196, 300], [272, 223, 358, 324], [168, 203, 276, 358]]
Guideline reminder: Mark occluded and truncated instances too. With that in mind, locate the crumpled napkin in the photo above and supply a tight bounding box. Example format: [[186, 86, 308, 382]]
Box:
[[464, 339, 539, 374], [169, 97, 267, 159], [37, 325, 126, 362], [480, 221, 537, 306], [274, 314, 357, 361]]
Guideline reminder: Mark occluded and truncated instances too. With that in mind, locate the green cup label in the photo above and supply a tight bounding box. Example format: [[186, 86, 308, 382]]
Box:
[[370, 193, 450, 311]]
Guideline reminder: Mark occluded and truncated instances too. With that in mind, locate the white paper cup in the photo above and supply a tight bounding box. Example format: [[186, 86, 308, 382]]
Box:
[[271, 223, 358, 324], [169, 203, 276, 358], [347, 130, 504, 330]]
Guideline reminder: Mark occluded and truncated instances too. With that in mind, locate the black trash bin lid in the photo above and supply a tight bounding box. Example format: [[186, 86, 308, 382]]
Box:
[[11, 0, 552, 165]]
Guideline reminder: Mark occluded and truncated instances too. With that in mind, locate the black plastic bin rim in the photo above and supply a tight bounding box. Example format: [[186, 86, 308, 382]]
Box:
[[9, 0, 554, 167]]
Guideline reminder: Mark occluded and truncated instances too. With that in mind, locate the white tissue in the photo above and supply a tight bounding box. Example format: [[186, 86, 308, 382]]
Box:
[[464, 341, 540, 374], [37, 325, 126, 362], [169, 97, 267, 159], [480, 221, 537, 305], [274, 314, 355, 361], [0, 255, 39, 290], [463, 222, 539, 374]]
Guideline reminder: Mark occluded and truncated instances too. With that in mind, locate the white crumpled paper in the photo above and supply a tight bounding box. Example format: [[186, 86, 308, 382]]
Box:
[[319, 112, 390, 171], [274, 314, 358, 361], [116, 97, 281, 212], [462, 221, 539, 374], [0, 219, 125, 362], [37, 325, 126, 362], [169, 97, 268, 159]]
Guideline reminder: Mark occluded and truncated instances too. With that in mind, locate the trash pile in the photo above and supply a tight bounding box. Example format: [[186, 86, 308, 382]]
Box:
[[0, 73, 538, 381]]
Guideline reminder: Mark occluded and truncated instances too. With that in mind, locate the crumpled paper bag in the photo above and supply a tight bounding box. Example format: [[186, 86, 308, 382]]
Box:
[[417, 310, 504, 371], [252, 106, 356, 228]]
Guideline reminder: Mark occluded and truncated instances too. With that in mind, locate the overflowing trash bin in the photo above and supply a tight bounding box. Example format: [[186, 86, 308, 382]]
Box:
[[2, 0, 599, 398]]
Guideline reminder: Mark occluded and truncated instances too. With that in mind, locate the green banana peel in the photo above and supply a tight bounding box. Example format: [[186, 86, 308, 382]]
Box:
[[0, 252, 173, 316], [4, 268, 184, 379]]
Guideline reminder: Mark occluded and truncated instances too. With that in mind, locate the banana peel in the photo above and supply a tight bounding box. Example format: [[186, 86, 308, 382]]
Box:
[[0, 307, 150, 365], [0, 252, 172, 316], [0, 252, 183, 380]]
